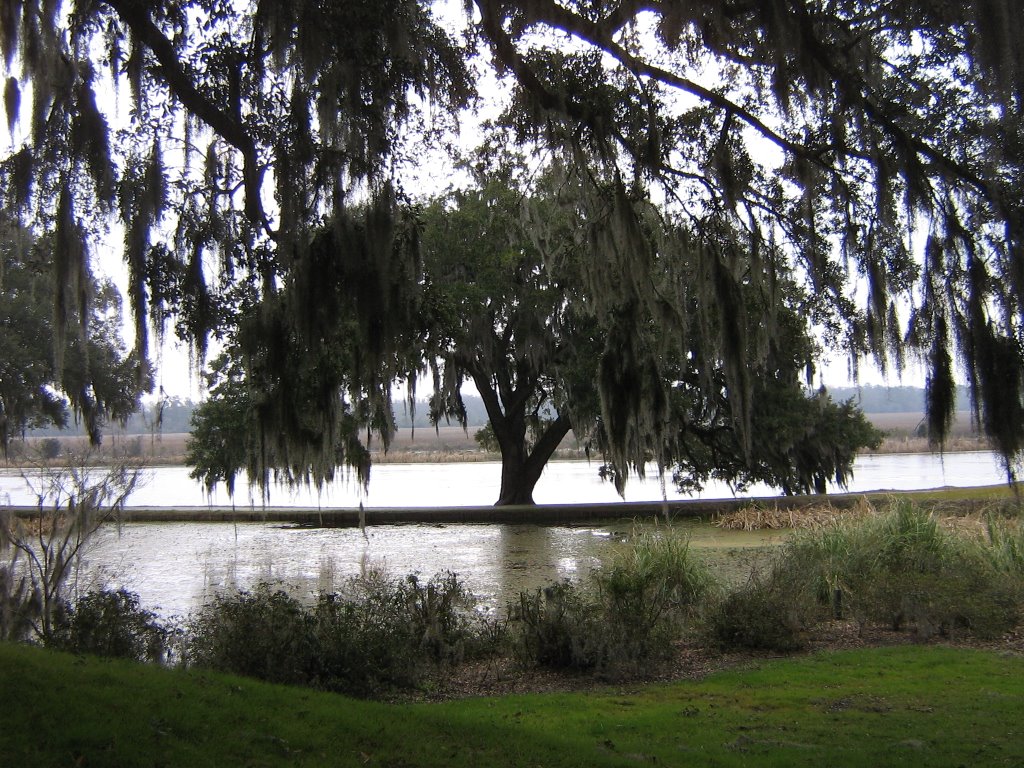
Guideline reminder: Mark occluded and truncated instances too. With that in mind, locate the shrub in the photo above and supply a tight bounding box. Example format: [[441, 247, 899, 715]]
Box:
[[186, 571, 499, 697], [511, 580, 604, 670], [840, 502, 1021, 638], [185, 584, 318, 686], [764, 501, 1023, 641], [511, 530, 716, 675], [314, 570, 490, 695], [47, 589, 167, 662], [705, 569, 817, 652], [595, 530, 715, 666], [39, 438, 62, 460]]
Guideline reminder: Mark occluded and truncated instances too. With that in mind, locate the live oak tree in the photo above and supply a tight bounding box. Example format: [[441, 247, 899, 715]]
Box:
[[419, 174, 599, 505], [419, 167, 880, 504], [2, 1, 1023, 487]]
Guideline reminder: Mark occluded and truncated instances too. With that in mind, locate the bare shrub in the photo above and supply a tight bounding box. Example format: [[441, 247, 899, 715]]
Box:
[[0, 449, 146, 640]]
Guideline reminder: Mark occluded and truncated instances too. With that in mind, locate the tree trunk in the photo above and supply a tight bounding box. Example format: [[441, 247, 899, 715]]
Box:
[[495, 451, 542, 506], [468, 369, 572, 506], [493, 415, 572, 506]]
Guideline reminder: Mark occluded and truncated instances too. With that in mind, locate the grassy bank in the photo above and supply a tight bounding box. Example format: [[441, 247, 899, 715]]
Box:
[[1, 641, 1021, 767]]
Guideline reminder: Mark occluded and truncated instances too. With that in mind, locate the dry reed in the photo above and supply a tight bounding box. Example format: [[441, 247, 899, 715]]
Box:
[[714, 498, 879, 531]]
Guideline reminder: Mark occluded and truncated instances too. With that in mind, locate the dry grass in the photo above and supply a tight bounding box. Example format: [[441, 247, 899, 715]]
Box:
[[714, 495, 1022, 534], [714, 498, 879, 530]]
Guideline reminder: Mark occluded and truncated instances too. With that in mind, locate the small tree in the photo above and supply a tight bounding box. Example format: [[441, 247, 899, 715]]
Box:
[[0, 449, 145, 640]]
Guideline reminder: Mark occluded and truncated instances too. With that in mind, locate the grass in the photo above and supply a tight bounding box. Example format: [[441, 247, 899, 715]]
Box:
[[2, 641, 1023, 767]]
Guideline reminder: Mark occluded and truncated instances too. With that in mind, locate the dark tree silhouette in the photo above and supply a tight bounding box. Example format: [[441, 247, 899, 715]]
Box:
[[2, 1, 1021, 485]]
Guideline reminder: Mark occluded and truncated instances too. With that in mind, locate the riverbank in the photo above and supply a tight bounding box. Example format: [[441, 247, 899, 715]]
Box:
[[2, 482, 1019, 526], [7, 409, 993, 466]]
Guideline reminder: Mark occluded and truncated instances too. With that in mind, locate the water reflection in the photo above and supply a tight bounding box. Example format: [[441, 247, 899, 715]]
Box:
[[76, 517, 788, 619]]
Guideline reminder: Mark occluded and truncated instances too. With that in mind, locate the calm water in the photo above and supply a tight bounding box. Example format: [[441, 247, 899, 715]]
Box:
[[77, 518, 785, 619], [2, 451, 1011, 617]]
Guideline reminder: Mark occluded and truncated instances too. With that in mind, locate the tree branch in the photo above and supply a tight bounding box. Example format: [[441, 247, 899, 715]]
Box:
[[103, 0, 271, 233]]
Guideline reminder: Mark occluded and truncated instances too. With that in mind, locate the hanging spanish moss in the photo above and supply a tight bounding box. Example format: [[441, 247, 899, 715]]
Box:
[[2, 0, 1024, 488], [924, 316, 956, 449]]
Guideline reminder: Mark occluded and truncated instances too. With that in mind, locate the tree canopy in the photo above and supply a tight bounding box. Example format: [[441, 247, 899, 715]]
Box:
[[0, 219, 140, 451], [418, 168, 881, 503], [1, 0, 1022, 484]]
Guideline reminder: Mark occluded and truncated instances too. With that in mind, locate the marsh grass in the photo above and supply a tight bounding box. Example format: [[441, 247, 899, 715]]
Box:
[[715, 498, 878, 530], [512, 528, 716, 675], [746, 500, 1024, 643]]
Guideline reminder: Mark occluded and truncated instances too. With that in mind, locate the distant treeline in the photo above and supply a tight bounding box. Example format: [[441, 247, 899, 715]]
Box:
[[29, 385, 969, 438], [825, 385, 971, 414], [392, 396, 490, 429], [29, 399, 197, 437]]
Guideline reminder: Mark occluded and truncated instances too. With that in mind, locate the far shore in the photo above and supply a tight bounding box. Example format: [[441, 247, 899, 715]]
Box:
[[5, 410, 993, 467]]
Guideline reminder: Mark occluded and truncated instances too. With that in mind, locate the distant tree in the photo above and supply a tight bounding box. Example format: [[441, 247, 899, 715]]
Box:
[[186, 344, 375, 498], [418, 174, 599, 504], [184, 355, 251, 497], [0, 221, 141, 453]]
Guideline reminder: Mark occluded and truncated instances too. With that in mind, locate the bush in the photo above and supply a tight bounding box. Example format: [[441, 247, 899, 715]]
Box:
[[185, 571, 499, 697], [839, 502, 1021, 638], [314, 570, 492, 695], [762, 501, 1023, 641], [595, 530, 714, 665], [511, 530, 716, 675], [186, 585, 318, 686], [48, 589, 167, 662], [39, 438, 62, 460], [705, 570, 817, 652], [511, 580, 604, 670]]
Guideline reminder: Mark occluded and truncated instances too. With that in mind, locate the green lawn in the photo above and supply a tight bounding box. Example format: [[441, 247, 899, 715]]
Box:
[[2, 642, 1021, 767]]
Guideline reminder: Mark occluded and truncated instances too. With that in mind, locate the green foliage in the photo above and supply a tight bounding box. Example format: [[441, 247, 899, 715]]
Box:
[[313, 571, 491, 696], [511, 530, 715, 674], [419, 175, 594, 504], [186, 572, 499, 697], [185, 354, 253, 496], [423, 169, 881, 503], [706, 571, 819, 652], [473, 423, 499, 453], [707, 501, 1024, 650], [38, 438, 61, 460], [2, 0, 1024, 487], [185, 585, 319, 686], [764, 502, 1024, 641], [983, 515, 1024, 577], [47, 589, 167, 663], [0, 223, 141, 452]]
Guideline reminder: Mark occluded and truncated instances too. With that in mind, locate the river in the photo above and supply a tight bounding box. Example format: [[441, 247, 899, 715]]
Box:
[[0, 450, 1011, 508]]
